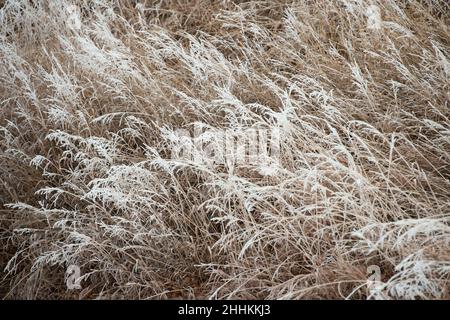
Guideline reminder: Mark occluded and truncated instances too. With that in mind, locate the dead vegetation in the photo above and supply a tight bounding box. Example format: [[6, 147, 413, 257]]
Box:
[[0, 0, 449, 299]]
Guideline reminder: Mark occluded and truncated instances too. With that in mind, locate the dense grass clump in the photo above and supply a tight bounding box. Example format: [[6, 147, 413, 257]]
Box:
[[0, 0, 449, 299]]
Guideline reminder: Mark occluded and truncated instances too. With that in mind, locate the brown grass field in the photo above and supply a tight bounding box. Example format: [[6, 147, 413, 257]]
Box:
[[0, 0, 449, 299]]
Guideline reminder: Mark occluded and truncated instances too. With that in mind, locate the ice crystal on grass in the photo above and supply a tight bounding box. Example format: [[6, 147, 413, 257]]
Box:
[[0, 0, 449, 300]]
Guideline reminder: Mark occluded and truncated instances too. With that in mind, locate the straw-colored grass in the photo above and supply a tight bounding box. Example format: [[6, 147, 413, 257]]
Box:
[[0, 0, 449, 299]]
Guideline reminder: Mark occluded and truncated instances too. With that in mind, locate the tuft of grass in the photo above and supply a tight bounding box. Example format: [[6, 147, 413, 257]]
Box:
[[0, 0, 449, 299]]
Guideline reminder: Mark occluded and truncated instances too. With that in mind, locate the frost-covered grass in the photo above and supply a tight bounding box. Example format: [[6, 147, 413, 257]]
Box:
[[0, 0, 449, 299]]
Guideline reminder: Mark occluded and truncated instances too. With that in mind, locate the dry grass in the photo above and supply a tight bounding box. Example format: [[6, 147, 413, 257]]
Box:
[[0, 0, 449, 299]]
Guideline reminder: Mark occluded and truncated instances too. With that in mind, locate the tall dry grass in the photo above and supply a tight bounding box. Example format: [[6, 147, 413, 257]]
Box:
[[0, 0, 449, 299]]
